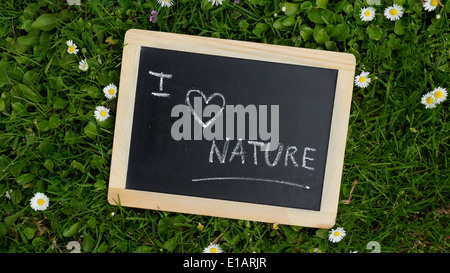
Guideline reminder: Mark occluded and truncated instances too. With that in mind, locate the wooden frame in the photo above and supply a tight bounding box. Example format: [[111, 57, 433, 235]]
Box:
[[108, 29, 356, 228]]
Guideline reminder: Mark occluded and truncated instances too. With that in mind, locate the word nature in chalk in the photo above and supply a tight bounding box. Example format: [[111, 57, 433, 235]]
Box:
[[209, 139, 317, 170]]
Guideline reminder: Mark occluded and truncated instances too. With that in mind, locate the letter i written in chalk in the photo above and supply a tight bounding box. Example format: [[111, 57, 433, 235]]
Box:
[[149, 70, 172, 98]]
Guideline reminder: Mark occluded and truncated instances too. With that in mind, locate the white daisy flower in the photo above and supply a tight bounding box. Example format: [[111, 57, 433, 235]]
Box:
[[423, 0, 439, 12], [94, 106, 110, 122], [203, 243, 223, 253], [328, 227, 346, 243], [354, 71, 371, 88], [65, 40, 79, 54], [360, 6, 376, 22], [157, 0, 174, 7], [384, 4, 404, 21], [209, 0, 224, 6], [421, 92, 437, 109], [30, 192, 49, 211], [431, 86, 447, 104], [67, 0, 81, 6], [5, 189, 13, 200], [103, 84, 118, 99], [79, 59, 88, 71]]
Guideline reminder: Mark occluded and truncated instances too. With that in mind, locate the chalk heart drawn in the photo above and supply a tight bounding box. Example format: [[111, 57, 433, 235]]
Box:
[[185, 89, 225, 128]]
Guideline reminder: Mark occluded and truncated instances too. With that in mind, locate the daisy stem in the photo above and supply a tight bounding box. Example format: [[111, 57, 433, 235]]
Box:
[[211, 231, 225, 244], [341, 179, 358, 205]]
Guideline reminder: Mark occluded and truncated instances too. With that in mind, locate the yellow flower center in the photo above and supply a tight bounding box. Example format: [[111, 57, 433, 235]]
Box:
[[364, 10, 371, 16], [108, 89, 115, 95], [390, 9, 397, 16], [334, 231, 340, 237], [37, 199, 44, 206], [210, 247, 217, 253], [359, 77, 366, 83], [426, 97, 433, 104], [434, 91, 442, 98], [431, 0, 438, 6], [100, 110, 106, 116], [68, 46, 75, 52]]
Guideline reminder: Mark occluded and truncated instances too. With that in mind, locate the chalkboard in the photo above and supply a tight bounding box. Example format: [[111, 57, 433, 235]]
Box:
[[108, 30, 356, 228]]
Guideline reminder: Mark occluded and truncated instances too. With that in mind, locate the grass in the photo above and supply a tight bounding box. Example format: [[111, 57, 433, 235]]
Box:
[[0, 0, 448, 253]]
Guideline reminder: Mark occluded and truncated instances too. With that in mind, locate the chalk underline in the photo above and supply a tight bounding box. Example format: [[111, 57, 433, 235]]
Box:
[[151, 92, 171, 97], [192, 177, 310, 190]]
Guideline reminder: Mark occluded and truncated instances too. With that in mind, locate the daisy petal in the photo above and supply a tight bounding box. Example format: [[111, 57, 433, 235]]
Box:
[[208, 0, 224, 5], [203, 243, 223, 253], [384, 4, 404, 21], [79, 59, 88, 71], [354, 71, 371, 88], [360, 7, 376, 22], [66, 40, 79, 54], [431, 86, 447, 104], [157, 0, 174, 7], [421, 92, 437, 109], [103, 84, 118, 99], [328, 227, 346, 243], [94, 106, 110, 122], [30, 192, 49, 211], [423, 0, 439, 12]]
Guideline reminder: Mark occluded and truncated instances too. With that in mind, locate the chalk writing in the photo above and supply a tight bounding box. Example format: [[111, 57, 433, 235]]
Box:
[[208, 139, 317, 170], [302, 147, 316, 171], [146, 68, 320, 192], [185, 89, 225, 128], [149, 70, 172, 97], [192, 177, 310, 190]]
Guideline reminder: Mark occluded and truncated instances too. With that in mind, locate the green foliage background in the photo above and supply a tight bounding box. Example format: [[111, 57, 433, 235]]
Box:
[[0, 0, 448, 253]]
